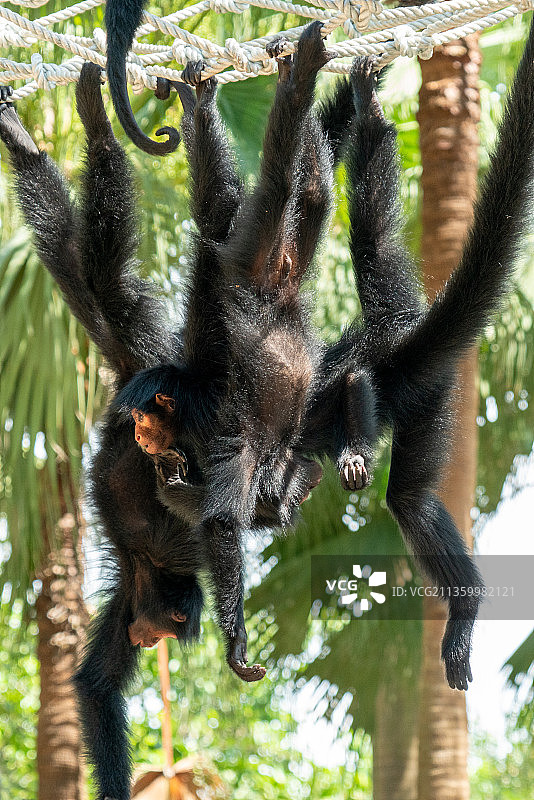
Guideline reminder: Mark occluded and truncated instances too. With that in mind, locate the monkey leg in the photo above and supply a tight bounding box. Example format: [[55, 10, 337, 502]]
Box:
[[337, 370, 378, 491], [386, 419, 482, 690]]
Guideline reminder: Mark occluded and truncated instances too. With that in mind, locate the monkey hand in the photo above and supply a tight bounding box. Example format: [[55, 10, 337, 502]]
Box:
[[339, 454, 368, 491], [153, 448, 188, 486], [227, 630, 266, 683], [442, 619, 473, 691], [350, 57, 381, 112]]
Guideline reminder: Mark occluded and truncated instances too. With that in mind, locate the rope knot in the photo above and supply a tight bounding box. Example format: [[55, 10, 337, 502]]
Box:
[[31, 53, 54, 91], [392, 25, 433, 60], [341, 0, 383, 33]]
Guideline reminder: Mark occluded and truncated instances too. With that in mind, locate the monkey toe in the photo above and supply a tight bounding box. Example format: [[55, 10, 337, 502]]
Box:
[[182, 60, 206, 87], [340, 455, 368, 491]]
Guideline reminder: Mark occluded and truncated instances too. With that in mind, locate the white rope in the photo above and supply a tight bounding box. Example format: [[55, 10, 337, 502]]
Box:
[[0, 0, 532, 99]]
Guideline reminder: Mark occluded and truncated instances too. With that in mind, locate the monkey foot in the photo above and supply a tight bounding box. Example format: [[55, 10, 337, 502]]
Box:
[[227, 630, 267, 682], [0, 93, 39, 156], [295, 21, 335, 73], [350, 57, 380, 110], [266, 36, 291, 60], [229, 659, 267, 683], [339, 454, 368, 491], [182, 60, 205, 87]]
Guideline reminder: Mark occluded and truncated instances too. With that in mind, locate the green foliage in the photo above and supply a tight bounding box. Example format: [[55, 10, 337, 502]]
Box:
[[0, 232, 97, 590], [476, 290, 534, 515], [470, 729, 534, 800]]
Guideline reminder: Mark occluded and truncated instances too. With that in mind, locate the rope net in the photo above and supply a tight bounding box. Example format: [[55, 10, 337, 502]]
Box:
[[0, 0, 531, 100]]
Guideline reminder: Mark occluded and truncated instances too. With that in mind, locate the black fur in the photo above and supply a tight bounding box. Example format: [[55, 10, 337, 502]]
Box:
[[105, 0, 181, 154]]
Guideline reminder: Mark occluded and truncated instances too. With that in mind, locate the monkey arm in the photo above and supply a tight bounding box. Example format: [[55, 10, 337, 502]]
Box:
[[337, 369, 378, 490], [0, 90, 103, 338], [75, 63, 173, 381], [183, 72, 243, 244], [73, 591, 139, 800], [201, 516, 266, 682]]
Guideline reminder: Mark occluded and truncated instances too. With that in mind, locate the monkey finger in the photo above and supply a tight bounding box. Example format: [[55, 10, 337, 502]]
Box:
[[266, 37, 291, 60], [0, 86, 13, 103], [182, 60, 205, 87]]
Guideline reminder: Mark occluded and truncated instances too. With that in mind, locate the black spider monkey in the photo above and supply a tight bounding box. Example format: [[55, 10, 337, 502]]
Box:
[[0, 66, 204, 800], [0, 25, 342, 800]]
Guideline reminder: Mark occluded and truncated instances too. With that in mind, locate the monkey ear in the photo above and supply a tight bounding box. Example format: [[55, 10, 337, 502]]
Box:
[[155, 394, 176, 413], [171, 611, 187, 623]]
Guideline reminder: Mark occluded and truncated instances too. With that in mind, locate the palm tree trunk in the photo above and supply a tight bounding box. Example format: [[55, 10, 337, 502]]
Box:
[[36, 480, 89, 800], [416, 36, 481, 800], [373, 683, 419, 800]]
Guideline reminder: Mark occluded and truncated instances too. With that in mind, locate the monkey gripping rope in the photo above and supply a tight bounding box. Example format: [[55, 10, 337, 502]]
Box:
[[0, 0, 533, 99]]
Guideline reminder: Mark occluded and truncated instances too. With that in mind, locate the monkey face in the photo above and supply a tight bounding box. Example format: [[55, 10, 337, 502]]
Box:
[[129, 565, 203, 647], [128, 611, 187, 648], [131, 393, 177, 454]]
